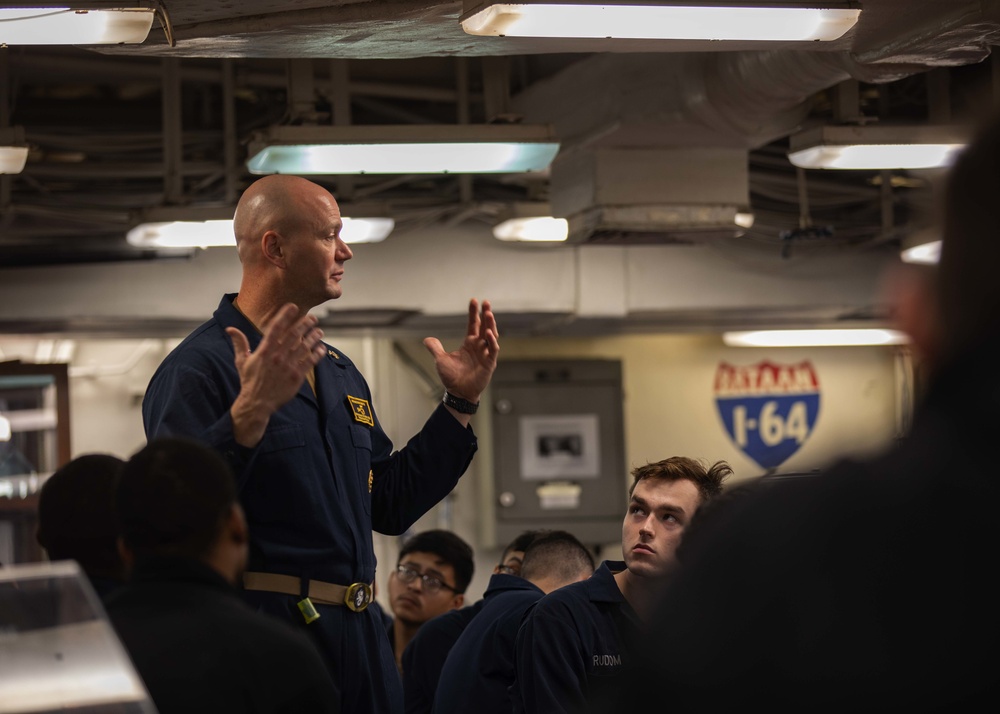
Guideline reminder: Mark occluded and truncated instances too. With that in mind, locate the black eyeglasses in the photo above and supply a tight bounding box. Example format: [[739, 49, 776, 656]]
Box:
[[394, 564, 460, 594]]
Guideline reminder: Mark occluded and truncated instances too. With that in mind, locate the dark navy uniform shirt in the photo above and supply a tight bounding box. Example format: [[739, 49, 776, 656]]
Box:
[[434, 574, 542, 714], [142, 294, 479, 714], [105, 556, 340, 714], [511, 561, 640, 714], [402, 596, 489, 714]]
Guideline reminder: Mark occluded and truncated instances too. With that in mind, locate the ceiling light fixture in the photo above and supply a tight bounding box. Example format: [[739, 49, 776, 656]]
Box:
[[127, 218, 235, 250], [492, 202, 569, 242], [0, 126, 29, 174], [0, 412, 11, 442], [127, 205, 395, 249], [245, 125, 560, 175], [900, 229, 941, 265], [0, 6, 155, 45], [734, 210, 755, 229], [788, 124, 969, 170], [494, 216, 569, 241], [723, 329, 910, 347], [901, 240, 940, 265], [459, 1, 861, 41]]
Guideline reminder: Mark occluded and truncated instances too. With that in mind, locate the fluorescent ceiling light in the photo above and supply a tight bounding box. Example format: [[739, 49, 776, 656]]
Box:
[[788, 125, 969, 170], [901, 228, 941, 265], [724, 329, 910, 347], [127, 206, 395, 248], [901, 239, 940, 265], [494, 216, 569, 242], [460, 1, 860, 41], [0, 7, 155, 45], [0, 146, 28, 174], [127, 219, 236, 249], [341, 217, 396, 243], [0, 126, 28, 174], [0, 413, 11, 442], [246, 125, 560, 175], [492, 201, 569, 242]]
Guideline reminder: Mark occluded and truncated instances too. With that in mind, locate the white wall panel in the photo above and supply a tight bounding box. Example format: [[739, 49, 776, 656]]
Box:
[[0, 223, 896, 326]]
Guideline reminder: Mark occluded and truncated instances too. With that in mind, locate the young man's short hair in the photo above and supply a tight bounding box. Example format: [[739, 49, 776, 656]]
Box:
[[628, 457, 732, 504], [519, 530, 594, 583], [502, 530, 541, 562], [398, 529, 475, 594]]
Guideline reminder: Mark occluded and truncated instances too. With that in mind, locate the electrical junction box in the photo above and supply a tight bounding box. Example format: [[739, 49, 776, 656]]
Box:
[[490, 359, 626, 546]]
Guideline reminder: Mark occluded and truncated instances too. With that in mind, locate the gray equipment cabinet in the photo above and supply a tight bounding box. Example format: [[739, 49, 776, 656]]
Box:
[[491, 359, 627, 545]]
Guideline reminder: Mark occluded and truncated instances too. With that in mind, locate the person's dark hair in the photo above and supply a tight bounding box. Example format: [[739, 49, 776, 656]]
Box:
[[938, 113, 1000, 361], [520, 530, 595, 583], [116, 438, 238, 560], [37, 453, 125, 578], [398, 529, 474, 594], [500, 529, 545, 568], [628, 457, 732, 504]]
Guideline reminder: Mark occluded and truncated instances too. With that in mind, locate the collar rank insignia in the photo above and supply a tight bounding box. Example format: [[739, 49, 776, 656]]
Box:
[[348, 395, 374, 427], [328, 349, 339, 359]]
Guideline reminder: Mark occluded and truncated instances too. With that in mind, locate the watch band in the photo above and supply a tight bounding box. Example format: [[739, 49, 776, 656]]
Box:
[[442, 391, 479, 414]]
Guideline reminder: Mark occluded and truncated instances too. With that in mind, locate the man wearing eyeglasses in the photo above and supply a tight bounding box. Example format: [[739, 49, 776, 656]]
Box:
[[386, 529, 475, 674]]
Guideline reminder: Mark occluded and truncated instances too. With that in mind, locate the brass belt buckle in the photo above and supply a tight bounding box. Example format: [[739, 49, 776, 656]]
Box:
[[344, 582, 372, 612]]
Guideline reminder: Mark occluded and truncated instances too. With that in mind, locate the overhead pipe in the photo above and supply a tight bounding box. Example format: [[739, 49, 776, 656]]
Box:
[[515, 49, 931, 155], [514, 1, 1000, 151]]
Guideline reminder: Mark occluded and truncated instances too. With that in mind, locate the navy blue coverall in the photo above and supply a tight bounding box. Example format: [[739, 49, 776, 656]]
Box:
[[510, 561, 640, 714], [434, 574, 542, 714], [142, 294, 478, 714], [401, 588, 489, 714]]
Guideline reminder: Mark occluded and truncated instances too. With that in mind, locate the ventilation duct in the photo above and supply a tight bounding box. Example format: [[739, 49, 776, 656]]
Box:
[[551, 147, 750, 244]]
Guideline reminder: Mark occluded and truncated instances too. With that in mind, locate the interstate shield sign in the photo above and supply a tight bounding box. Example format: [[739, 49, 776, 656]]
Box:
[[714, 360, 820, 470]]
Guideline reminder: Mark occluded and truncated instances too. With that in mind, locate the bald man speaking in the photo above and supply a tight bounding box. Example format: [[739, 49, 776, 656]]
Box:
[[142, 175, 499, 714]]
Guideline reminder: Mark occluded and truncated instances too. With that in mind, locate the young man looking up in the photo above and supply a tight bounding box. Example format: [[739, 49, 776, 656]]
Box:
[[386, 529, 474, 673], [511, 457, 731, 714]]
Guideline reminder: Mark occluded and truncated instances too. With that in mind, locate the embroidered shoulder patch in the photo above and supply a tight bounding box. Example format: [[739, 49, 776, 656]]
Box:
[[348, 395, 374, 427]]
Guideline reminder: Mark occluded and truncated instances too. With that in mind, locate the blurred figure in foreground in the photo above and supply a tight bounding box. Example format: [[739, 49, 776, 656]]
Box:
[[611, 115, 1000, 712], [106, 438, 339, 714]]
